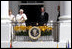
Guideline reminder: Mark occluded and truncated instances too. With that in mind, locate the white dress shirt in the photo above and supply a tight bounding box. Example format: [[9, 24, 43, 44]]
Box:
[[41, 12, 45, 16]]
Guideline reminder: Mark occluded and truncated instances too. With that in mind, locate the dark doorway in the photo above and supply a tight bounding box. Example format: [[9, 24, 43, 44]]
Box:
[[20, 5, 43, 26]]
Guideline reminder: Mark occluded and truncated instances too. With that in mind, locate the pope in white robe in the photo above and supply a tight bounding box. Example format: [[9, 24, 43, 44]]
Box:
[[16, 9, 27, 26]]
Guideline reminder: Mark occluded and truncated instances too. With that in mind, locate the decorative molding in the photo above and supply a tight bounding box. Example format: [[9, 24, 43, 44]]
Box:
[[18, 3, 44, 5], [59, 15, 71, 21]]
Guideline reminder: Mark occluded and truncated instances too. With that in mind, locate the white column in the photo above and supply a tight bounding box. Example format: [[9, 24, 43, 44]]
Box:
[[1, 1, 11, 48], [60, 1, 71, 20], [59, 1, 71, 43], [1, 1, 9, 19], [60, 1, 71, 16]]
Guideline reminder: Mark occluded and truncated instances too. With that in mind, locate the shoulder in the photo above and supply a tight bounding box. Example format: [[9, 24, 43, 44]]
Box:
[[22, 13, 27, 16], [22, 13, 26, 15], [16, 14, 20, 16], [44, 12, 47, 15], [17, 14, 20, 15], [12, 14, 14, 16], [44, 12, 49, 17], [45, 12, 48, 14], [11, 14, 15, 17]]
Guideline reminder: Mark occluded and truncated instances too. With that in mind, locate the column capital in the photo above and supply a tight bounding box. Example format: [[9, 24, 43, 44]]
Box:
[[59, 15, 71, 20]]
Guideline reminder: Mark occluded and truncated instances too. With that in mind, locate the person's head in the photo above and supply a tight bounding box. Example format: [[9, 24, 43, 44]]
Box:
[[19, 9, 24, 14], [57, 5, 60, 12], [9, 10, 12, 15], [41, 7, 45, 12]]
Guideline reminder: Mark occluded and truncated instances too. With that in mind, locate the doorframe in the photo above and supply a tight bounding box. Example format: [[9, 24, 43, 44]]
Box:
[[18, 3, 44, 5], [18, 1, 44, 5], [18, 1, 44, 13]]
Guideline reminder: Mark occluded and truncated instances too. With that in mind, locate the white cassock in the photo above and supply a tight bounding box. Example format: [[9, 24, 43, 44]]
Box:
[[16, 13, 27, 26]]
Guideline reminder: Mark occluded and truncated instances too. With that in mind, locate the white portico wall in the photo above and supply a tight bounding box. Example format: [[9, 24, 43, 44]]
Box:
[[59, 1, 71, 43], [44, 1, 60, 22], [1, 1, 71, 48], [9, 1, 60, 21], [9, 1, 19, 16]]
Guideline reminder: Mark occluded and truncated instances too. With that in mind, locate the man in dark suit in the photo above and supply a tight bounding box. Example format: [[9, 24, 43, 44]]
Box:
[[36, 7, 49, 26], [54, 5, 60, 42], [57, 6, 60, 21]]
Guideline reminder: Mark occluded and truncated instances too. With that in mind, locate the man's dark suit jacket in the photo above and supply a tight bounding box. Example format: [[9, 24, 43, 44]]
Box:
[[37, 12, 49, 26], [57, 11, 60, 21]]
